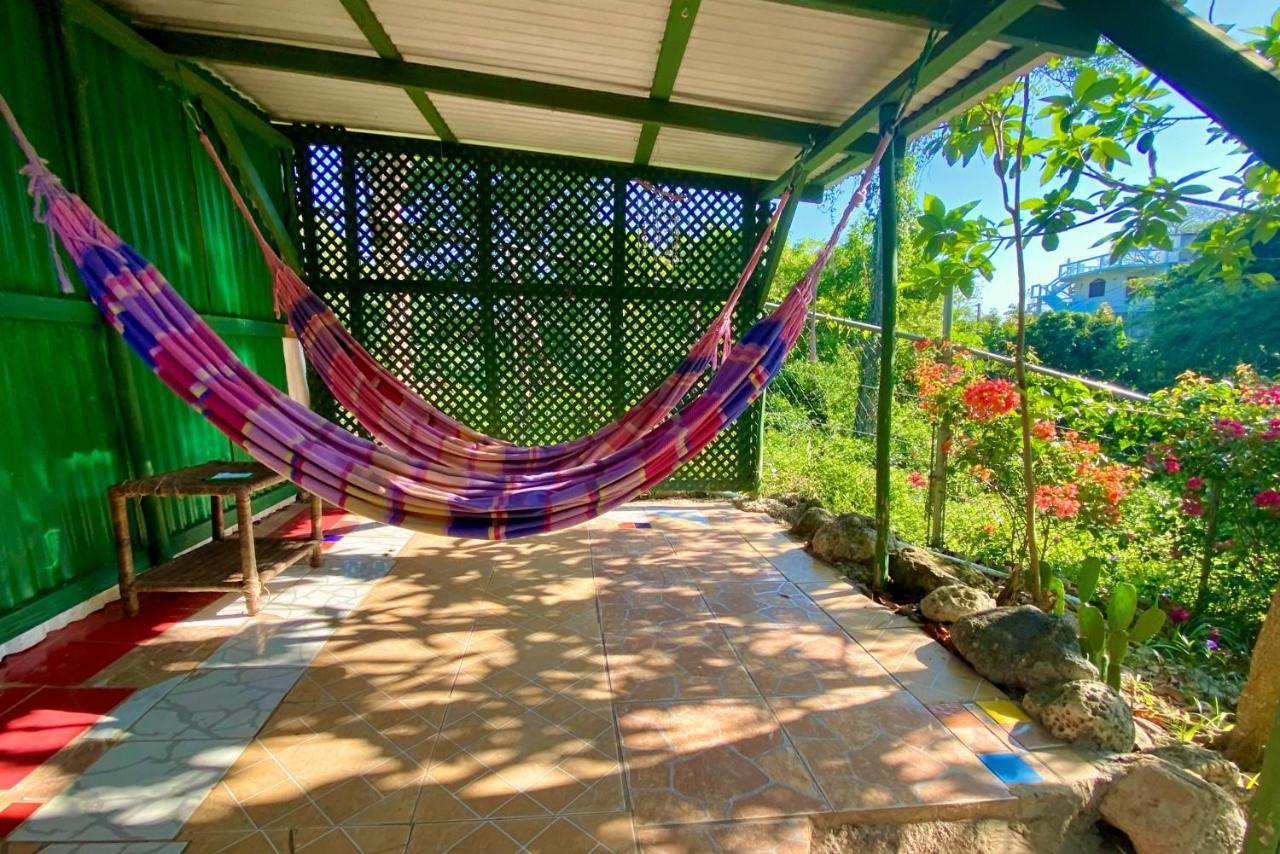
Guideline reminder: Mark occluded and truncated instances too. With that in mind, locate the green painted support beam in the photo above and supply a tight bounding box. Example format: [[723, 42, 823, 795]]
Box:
[[809, 43, 1042, 188], [60, 0, 290, 150], [200, 96, 302, 269], [761, 0, 1042, 198], [337, 0, 456, 141], [635, 0, 701, 165], [872, 104, 901, 591], [1064, 0, 1280, 171], [761, 0, 1098, 57], [140, 29, 882, 156]]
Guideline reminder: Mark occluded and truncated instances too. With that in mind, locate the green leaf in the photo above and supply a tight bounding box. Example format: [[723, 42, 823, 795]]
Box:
[[1108, 582, 1139, 632], [1042, 231, 1060, 252], [1048, 578, 1066, 617], [1078, 605, 1106, 661], [1077, 557, 1102, 604], [1130, 608, 1167, 645]]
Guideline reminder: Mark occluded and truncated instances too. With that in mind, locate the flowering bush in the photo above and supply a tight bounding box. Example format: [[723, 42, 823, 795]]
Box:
[[1139, 367, 1280, 613], [910, 342, 1137, 566]]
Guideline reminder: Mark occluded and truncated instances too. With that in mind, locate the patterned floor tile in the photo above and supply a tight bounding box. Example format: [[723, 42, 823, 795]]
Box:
[[408, 812, 636, 853], [635, 817, 811, 854], [722, 624, 895, 698], [605, 620, 758, 702], [699, 581, 832, 630], [615, 697, 828, 826], [126, 667, 303, 741], [797, 582, 917, 639], [597, 588, 713, 639], [857, 629, 1005, 705], [770, 687, 1010, 813]]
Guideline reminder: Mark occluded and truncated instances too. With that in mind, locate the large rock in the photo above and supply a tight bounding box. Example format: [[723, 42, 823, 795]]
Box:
[[1144, 744, 1242, 790], [890, 546, 994, 595], [1100, 756, 1246, 854], [920, 585, 996, 623], [951, 606, 1098, 690], [811, 513, 876, 565], [791, 506, 834, 540], [1022, 680, 1135, 752]]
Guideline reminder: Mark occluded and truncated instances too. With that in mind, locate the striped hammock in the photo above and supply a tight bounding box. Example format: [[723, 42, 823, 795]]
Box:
[[2, 94, 883, 537], [198, 132, 791, 473]]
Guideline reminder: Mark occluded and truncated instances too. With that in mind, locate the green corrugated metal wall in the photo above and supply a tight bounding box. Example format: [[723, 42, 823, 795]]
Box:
[[0, 0, 292, 643]]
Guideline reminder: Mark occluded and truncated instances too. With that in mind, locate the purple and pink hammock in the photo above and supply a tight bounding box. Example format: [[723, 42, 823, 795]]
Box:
[[0, 93, 887, 538]]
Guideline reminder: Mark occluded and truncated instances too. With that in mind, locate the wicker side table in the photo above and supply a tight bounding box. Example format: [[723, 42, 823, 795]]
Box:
[[109, 461, 323, 616]]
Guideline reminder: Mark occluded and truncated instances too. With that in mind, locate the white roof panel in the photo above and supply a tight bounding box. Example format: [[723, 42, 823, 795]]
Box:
[[370, 0, 668, 96], [208, 65, 433, 137], [112, 0, 372, 53], [431, 95, 641, 162], [650, 128, 799, 180]]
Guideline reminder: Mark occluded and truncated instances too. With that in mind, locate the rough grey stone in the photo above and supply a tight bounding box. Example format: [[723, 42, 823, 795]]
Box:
[[790, 505, 833, 540], [1023, 680, 1135, 753], [1144, 744, 1242, 790], [810, 512, 876, 565], [1099, 755, 1246, 854], [890, 546, 995, 595], [920, 584, 997, 623], [951, 606, 1098, 690]]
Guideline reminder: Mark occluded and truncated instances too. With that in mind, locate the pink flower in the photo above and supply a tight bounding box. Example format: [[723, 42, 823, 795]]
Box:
[[1185, 476, 1205, 491], [1181, 497, 1205, 517], [1262, 419, 1280, 441], [908, 471, 928, 488], [1168, 607, 1190, 624], [1256, 489, 1280, 510], [1163, 454, 1181, 474], [1215, 418, 1246, 438]]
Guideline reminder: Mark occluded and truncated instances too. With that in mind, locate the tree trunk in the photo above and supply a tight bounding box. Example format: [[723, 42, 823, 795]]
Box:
[[1228, 582, 1280, 769]]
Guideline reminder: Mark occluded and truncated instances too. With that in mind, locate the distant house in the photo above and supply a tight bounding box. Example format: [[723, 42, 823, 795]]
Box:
[[1030, 232, 1200, 337]]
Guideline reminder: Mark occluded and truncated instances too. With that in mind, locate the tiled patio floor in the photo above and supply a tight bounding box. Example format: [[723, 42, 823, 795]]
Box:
[[0, 501, 1102, 852]]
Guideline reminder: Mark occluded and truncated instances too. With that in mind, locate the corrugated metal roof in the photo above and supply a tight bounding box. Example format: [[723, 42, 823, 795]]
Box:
[[650, 127, 799, 179], [430, 95, 640, 161], [112, 0, 372, 53], [117, 0, 1046, 185], [370, 0, 668, 96], [208, 65, 433, 137]]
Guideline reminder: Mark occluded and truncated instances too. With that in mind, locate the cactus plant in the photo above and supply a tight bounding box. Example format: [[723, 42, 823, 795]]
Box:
[[1074, 557, 1167, 690]]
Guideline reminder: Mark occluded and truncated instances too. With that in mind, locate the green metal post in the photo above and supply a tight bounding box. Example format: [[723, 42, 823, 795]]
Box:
[[58, 4, 170, 563], [872, 104, 900, 590], [927, 287, 953, 548]]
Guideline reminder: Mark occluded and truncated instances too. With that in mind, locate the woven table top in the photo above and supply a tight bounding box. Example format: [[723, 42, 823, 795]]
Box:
[[110, 461, 285, 498]]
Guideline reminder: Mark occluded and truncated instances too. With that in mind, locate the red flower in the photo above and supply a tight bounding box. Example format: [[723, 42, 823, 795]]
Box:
[[1032, 419, 1057, 441], [912, 337, 934, 353], [1185, 476, 1205, 491], [1163, 454, 1180, 474], [1256, 489, 1280, 510], [981, 523, 996, 535], [908, 471, 928, 488], [1182, 497, 1205, 517], [1168, 607, 1190, 624], [1035, 483, 1081, 519], [1262, 419, 1280, 441], [1215, 418, 1246, 438], [961, 378, 1018, 422]]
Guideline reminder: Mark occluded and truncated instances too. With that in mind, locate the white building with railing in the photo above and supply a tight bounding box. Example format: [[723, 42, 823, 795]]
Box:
[[1030, 233, 1199, 336]]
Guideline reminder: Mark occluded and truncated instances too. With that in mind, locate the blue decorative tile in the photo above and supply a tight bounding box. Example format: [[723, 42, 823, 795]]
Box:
[[977, 752, 1042, 785]]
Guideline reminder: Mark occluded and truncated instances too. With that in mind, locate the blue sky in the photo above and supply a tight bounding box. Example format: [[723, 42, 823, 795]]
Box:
[[788, 0, 1275, 314]]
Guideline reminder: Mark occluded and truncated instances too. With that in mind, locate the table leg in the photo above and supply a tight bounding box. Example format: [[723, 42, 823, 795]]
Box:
[[109, 490, 139, 617], [309, 493, 324, 568], [211, 496, 225, 540], [237, 490, 262, 616]]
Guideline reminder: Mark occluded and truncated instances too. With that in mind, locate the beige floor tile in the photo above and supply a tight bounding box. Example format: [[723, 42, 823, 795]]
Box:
[[605, 619, 759, 702], [615, 697, 828, 826], [700, 581, 833, 630], [635, 817, 811, 854], [597, 588, 713, 638], [90, 636, 226, 687], [770, 688, 1011, 812], [858, 629, 1005, 705], [798, 583, 917, 639], [409, 815, 635, 852], [683, 552, 789, 586], [723, 624, 895, 698]]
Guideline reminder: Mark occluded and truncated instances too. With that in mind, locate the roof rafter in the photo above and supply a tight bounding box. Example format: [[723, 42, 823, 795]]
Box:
[[760, 0, 1043, 197], [761, 0, 1098, 57], [810, 43, 1042, 187], [336, 0, 456, 141], [139, 29, 881, 158], [635, 0, 701, 165]]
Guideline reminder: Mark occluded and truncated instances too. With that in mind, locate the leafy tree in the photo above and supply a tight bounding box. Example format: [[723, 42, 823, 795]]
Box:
[[1024, 308, 1135, 385]]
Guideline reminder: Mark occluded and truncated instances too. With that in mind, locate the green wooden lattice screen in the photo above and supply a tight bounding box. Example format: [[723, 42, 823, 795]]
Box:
[[290, 128, 773, 491]]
